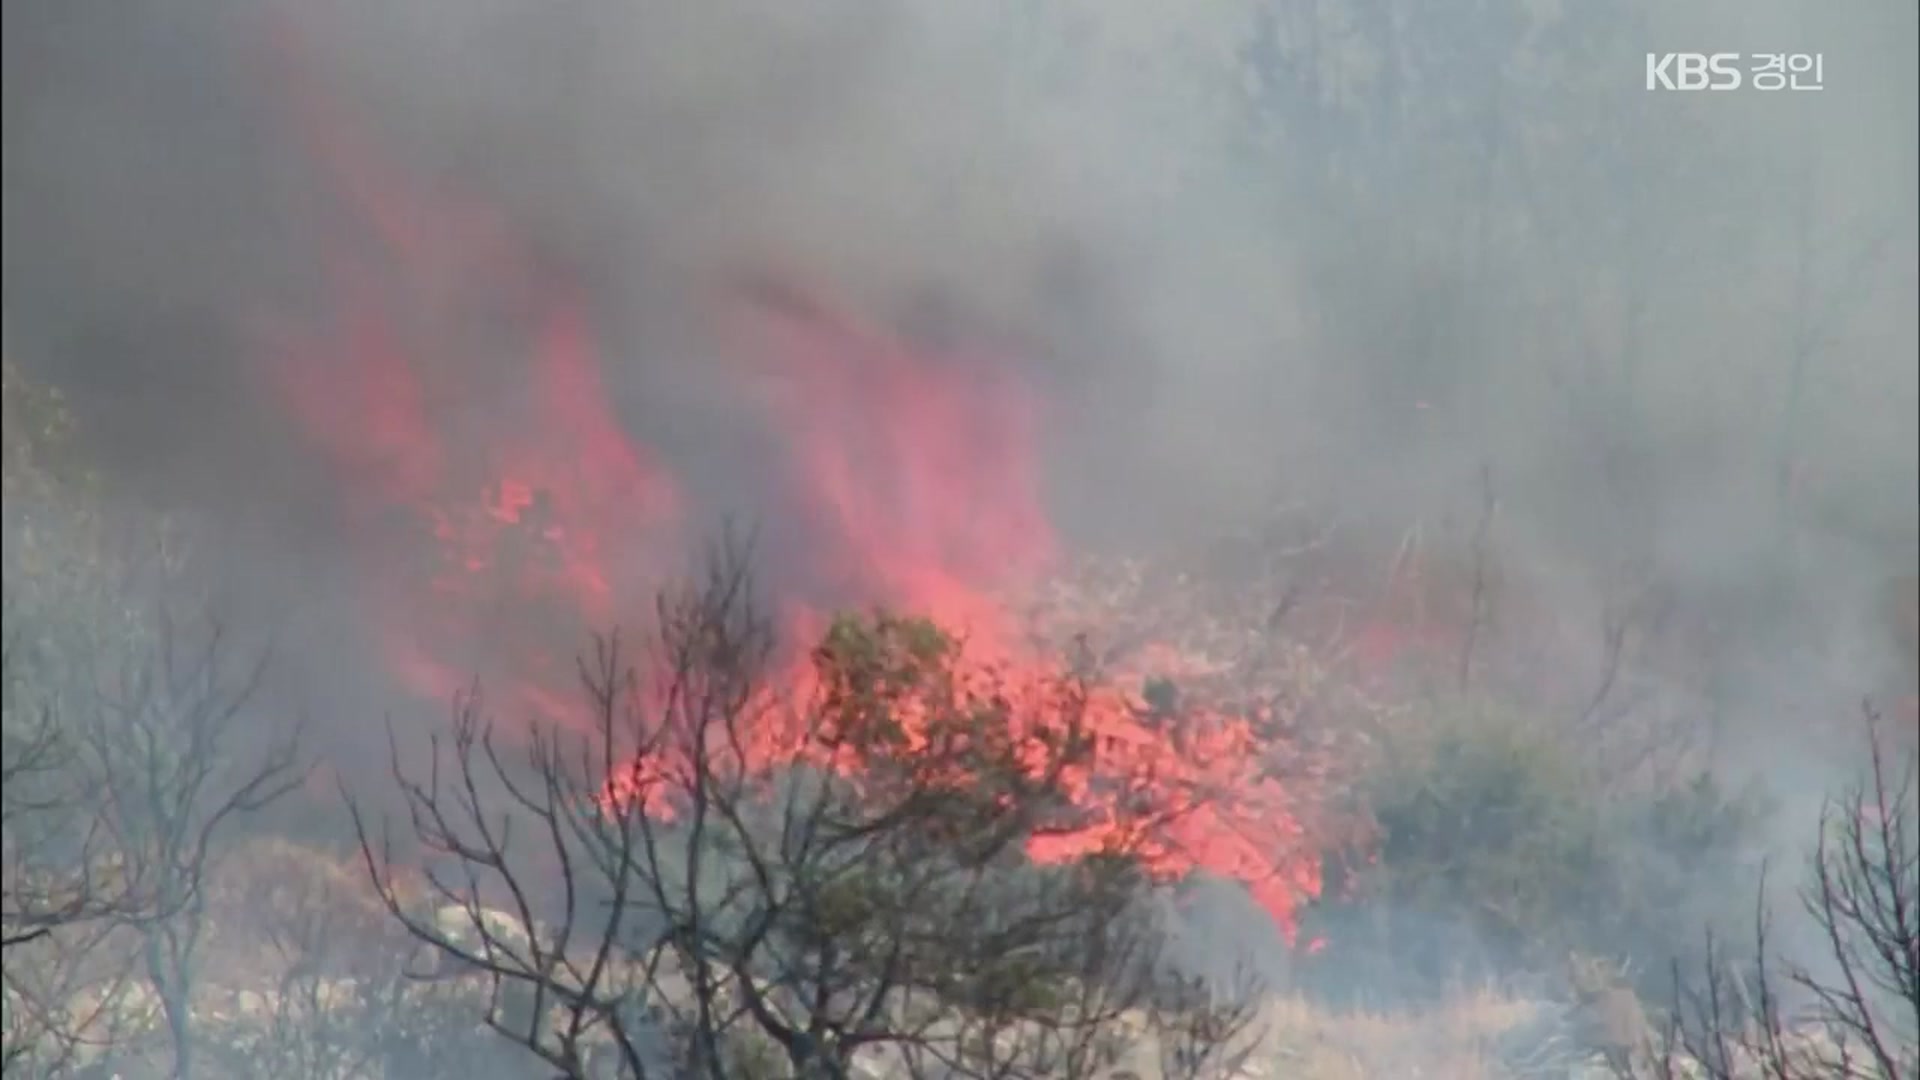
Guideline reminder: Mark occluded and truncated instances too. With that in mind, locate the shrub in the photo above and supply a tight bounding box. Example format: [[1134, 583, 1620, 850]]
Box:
[[1298, 697, 1770, 1006]]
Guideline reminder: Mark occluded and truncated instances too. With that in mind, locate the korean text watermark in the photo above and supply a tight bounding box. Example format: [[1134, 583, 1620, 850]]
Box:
[[1645, 53, 1824, 92]]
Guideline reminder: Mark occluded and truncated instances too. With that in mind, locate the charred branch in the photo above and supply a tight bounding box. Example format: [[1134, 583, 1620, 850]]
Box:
[[349, 537, 1262, 1079]]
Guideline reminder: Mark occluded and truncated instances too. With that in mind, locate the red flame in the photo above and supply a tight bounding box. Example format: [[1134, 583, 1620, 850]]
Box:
[[721, 294, 1323, 925], [731, 284, 1055, 636], [260, 28, 681, 720], [258, 22, 1324, 940]]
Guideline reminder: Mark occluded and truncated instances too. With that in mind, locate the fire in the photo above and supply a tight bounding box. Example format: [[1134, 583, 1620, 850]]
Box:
[[259, 22, 1327, 940], [728, 279, 1055, 639], [724, 293, 1325, 927], [260, 28, 681, 719]]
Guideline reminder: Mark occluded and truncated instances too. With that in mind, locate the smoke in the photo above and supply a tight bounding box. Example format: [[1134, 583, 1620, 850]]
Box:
[[4, 0, 1916, 1004]]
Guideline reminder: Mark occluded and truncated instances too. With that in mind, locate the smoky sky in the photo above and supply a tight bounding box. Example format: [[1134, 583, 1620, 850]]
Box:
[[4, 0, 1916, 775]]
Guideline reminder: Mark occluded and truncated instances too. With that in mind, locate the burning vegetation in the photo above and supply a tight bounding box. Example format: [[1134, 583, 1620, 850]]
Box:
[[259, 33, 1349, 948], [3, 2, 1915, 1079]]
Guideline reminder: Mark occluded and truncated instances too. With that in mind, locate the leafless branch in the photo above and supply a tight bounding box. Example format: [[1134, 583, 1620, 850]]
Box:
[[1648, 703, 1919, 1080], [351, 535, 1260, 1079]]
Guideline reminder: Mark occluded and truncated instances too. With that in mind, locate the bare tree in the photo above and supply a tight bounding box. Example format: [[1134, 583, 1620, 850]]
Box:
[[1640, 703, 1919, 1080], [1, 866, 152, 1078], [350, 538, 1262, 1079], [83, 610, 309, 1079], [4, 607, 160, 1077], [3, 626, 151, 950], [2, 602, 308, 1079]]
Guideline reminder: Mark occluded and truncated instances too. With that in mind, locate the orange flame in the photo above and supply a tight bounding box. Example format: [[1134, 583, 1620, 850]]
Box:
[[260, 25, 680, 719], [259, 21, 1325, 940]]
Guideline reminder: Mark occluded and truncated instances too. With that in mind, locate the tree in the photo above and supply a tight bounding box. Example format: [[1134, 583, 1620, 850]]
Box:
[[3, 356, 152, 1074], [2, 359, 310, 1078], [3, 358, 149, 952], [89, 612, 310, 1079], [350, 538, 1262, 1079], [2, 631, 149, 949], [2, 605, 309, 1078], [1642, 703, 1918, 1079]]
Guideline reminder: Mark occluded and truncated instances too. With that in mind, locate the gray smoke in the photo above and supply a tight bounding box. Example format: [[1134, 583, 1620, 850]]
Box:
[[4, 0, 1916, 998]]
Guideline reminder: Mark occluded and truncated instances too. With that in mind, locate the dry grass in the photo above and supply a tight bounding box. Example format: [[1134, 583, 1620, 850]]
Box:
[[1245, 989, 1556, 1080], [11, 833, 1614, 1079]]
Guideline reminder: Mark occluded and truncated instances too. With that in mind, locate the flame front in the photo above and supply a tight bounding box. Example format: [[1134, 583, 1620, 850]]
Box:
[[261, 25, 1325, 940]]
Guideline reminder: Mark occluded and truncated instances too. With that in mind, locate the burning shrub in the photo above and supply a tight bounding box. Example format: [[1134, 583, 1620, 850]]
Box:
[[348, 541, 1265, 1079], [253, 31, 1355, 949], [1020, 555, 1385, 928]]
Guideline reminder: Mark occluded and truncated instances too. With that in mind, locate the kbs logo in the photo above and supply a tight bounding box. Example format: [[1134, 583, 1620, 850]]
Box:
[[1645, 53, 1743, 91]]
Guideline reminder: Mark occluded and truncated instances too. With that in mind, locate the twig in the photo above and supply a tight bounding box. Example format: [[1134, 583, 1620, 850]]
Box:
[[1457, 464, 1498, 693]]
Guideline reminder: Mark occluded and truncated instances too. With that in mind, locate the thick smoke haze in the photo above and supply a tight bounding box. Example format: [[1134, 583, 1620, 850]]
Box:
[[4, 0, 1915, 898]]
